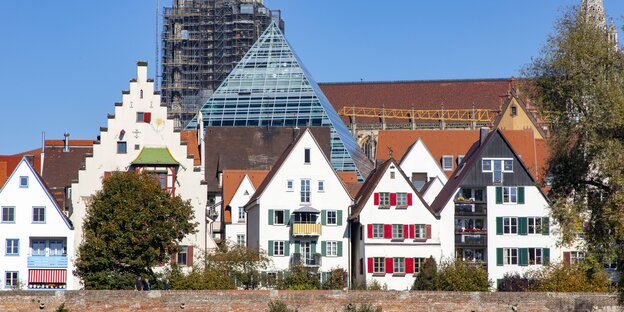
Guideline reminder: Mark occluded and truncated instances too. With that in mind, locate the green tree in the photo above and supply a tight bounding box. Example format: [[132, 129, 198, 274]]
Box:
[[436, 260, 490, 291], [277, 265, 320, 290], [167, 265, 234, 290], [412, 256, 438, 291], [206, 244, 271, 289], [74, 171, 197, 289], [524, 5, 624, 297], [527, 262, 610, 292]]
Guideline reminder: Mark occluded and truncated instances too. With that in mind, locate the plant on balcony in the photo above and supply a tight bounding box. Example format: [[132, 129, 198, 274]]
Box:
[[456, 227, 487, 233], [455, 196, 466, 202]]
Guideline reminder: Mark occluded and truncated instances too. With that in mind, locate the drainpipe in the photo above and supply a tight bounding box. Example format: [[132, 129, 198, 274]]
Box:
[[40, 132, 45, 177]]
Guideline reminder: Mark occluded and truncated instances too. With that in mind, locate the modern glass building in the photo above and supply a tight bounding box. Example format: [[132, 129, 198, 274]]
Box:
[[187, 22, 373, 179]]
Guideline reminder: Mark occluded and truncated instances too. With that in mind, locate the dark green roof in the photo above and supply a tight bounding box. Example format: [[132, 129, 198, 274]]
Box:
[[131, 147, 179, 165]]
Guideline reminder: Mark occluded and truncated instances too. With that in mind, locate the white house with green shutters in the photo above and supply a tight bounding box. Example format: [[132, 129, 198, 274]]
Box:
[[245, 129, 353, 285]]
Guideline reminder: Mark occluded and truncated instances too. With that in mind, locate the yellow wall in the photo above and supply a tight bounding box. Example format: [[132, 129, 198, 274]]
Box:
[[497, 98, 544, 139]]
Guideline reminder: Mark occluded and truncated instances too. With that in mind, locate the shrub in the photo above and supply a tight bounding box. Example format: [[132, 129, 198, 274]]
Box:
[[277, 265, 320, 290], [341, 303, 383, 312], [322, 268, 347, 290], [268, 300, 298, 312], [365, 280, 387, 291], [437, 259, 490, 291], [497, 273, 533, 292], [167, 265, 235, 290], [528, 262, 610, 292], [412, 256, 438, 290]]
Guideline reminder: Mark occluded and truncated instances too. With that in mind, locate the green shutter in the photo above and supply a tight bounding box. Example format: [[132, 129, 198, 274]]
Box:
[[321, 210, 327, 225], [284, 241, 290, 256], [295, 241, 300, 254], [322, 272, 330, 283], [496, 217, 503, 235], [311, 241, 317, 254], [337, 210, 343, 226], [497, 279, 503, 289], [497, 248, 503, 266], [268, 210, 274, 225], [496, 187, 503, 204], [519, 217, 528, 236], [285, 209, 290, 225], [321, 241, 327, 256], [337, 241, 343, 257], [543, 248, 550, 265], [519, 248, 528, 266], [542, 217, 550, 235], [517, 187, 525, 204], [268, 240, 274, 256]]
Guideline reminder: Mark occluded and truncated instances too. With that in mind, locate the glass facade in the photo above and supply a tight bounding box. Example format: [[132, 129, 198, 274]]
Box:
[[186, 22, 372, 179]]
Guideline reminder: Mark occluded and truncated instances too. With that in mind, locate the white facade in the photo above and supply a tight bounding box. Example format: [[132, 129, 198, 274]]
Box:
[[70, 62, 214, 288], [0, 158, 75, 290], [225, 175, 256, 246], [399, 139, 448, 202], [245, 130, 352, 281]]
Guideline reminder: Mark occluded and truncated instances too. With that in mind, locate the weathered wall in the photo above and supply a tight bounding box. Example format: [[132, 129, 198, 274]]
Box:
[[0, 290, 620, 312]]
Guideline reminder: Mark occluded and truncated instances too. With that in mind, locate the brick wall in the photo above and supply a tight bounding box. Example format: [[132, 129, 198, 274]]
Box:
[[0, 290, 620, 312]]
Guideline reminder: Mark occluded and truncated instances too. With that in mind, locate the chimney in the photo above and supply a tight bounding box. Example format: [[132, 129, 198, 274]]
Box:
[[480, 127, 489, 145], [63, 132, 70, 152], [292, 126, 300, 142]]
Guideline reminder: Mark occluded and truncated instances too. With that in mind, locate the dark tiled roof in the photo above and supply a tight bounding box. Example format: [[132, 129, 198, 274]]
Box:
[[42, 141, 94, 209]]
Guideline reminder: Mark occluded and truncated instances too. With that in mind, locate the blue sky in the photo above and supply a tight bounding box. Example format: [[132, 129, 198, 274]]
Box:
[[1, 1, 622, 154]]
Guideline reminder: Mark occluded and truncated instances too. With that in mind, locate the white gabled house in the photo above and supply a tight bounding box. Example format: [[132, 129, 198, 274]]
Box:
[[0, 158, 75, 290], [349, 157, 451, 290], [399, 138, 448, 204], [245, 129, 353, 284], [221, 170, 268, 246]]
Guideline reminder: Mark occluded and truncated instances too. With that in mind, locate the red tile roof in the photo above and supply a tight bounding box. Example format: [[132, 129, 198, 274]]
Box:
[[0, 150, 41, 189], [222, 169, 269, 212], [337, 171, 361, 198], [180, 130, 200, 166]]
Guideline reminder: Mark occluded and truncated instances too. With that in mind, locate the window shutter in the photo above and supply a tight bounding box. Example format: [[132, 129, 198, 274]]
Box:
[[496, 248, 503, 266], [407, 193, 413, 206], [543, 248, 550, 265], [367, 224, 373, 238], [367, 258, 374, 273], [311, 241, 317, 254], [519, 217, 528, 236], [321, 210, 327, 225], [405, 258, 414, 274], [384, 224, 392, 239], [187, 246, 194, 266], [268, 210, 274, 225], [321, 241, 327, 256], [425, 224, 432, 239], [390, 193, 397, 206], [496, 217, 503, 235], [409, 224, 415, 239], [519, 248, 528, 266], [268, 240, 274, 256], [496, 187, 503, 204], [284, 241, 290, 256], [171, 252, 177, 265], [517, 187, 525, 204], [295, 241, 300, 254], [337, 242, 343, 257], [385, 258, 393, 274], [374, 193, 379, 205], [542, 217, 550, 235], [144, 112, 152, 123], [285, 210, 290, 225], [403, 224, 408, 239], [337, 210, 343, 226], [563, 252, 571, 265], [103, 171, 112, 180]]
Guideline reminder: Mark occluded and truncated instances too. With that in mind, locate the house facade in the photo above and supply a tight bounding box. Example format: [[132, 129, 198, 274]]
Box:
[[398, 138, 448, 204], [245, 129, 352, 284], [0, 158, 75, 290], [222, 170, 268, 246]]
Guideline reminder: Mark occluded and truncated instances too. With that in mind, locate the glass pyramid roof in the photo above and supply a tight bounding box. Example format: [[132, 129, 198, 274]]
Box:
[[186, 22, 373, 179]]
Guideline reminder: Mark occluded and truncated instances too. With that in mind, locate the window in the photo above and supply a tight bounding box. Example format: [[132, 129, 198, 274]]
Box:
[[511, 105, 517, 116], [482, 159, 492, 171], [373, 257, 385, 274], [32, 207, 45, 223], [442, 156, 453, 171], [359, 258, 364, 275], [528, 217, 543, 234], [493, 160, 503, 183], [134, 144, 140, 150], [327, 210, 337, 225], [287, 180, 293, 192], [571, 251, 585, 264], [504, 248, 518, 265], [236, 234, 245, 246], [238, 207, 245, 222], [300, 179, 310, 203], [49, 240, 65, 256], [378, 192, 390, 207], [372, 224, 384, 238], [136, 112, 144, 122], [318, 180, 324, 192], [458, 155, 465, 164], [117, 141, 127, 154], [390, 171, 395, 179], [411, 172, 427, 191], [5, 239, 19, 255], [31, 240, 46, 256], [529, 248, 543, 265], [177, 246, 188, 265], [273, 241, 284, 256], [396, 193, 407, 207], [392, 224, 404, 239], [503, 187, 517, 204], [483, 159, 513, 183], [2, 207, 15, 223], [414, 257, 426, 273], [504, 160, 513, 171], [503, 217, 518, 234], [19, 176, 28, 188], [414, 224, 426, 239], [326, 241, 338, 256], [140, 89, 144, 99], [304, 148, 311, 164], [274, 210, 285, 225], [4, 272, 18, 289], [393, 257, 405, 274]]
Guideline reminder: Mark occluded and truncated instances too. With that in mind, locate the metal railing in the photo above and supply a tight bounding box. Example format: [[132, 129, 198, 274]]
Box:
[[454, 202, 487, 216]]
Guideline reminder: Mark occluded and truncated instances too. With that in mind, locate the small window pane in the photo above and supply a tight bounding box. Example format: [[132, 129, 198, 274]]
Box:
[[33, 207, 45, 223], [274, 210, 285, 225], [19, 176, 29, 188], [117, 142, 127, 154], [327, 210, 337, 225], [2, 207, 15, 222]]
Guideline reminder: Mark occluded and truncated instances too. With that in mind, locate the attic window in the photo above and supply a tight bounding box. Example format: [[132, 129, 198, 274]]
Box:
[[19, 176, 29, 188], [244, 190, 249, 195], [511, 106, 517, 116], [390, 171, 395, 179], [304, 148, 311, 164], [442, 156, 453, 171], [140, 89, 144, 99], [137, 112, 151, 123]]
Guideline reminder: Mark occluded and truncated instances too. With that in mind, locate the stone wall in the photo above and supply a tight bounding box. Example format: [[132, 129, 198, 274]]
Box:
[[0, 290, 620, 312]]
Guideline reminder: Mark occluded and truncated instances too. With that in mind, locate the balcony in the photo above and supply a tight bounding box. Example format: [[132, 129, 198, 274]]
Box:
[[454, 202, 487, 216], [291, 253, 322, 267], [455, 234, 487, 246], [27, 256, 68, 268], [292, 223, 322, 236]]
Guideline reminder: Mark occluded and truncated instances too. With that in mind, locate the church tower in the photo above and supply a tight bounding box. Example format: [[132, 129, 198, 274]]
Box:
[[581, 0, 619, 48]]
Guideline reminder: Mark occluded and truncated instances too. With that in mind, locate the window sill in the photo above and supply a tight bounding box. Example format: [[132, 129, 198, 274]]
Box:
[[391, 238, 405, 242], [372, 273, 385, 277], [396, 206, 408, 209], [378, 206, 390, 209], [1, 222, 16, 224], [5, 254, 19, 257], [392, 273, 406, 277], [413, 238, 427, 242], [32, 222, 46, 224]]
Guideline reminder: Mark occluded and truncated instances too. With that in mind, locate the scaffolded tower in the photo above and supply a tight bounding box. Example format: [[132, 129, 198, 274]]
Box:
[[161, 0, 284, 129], [186, 22, 374, 179]]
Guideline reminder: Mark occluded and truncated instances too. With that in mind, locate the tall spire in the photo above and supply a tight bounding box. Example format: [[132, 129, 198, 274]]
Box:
[[581, 0, 606, 29]]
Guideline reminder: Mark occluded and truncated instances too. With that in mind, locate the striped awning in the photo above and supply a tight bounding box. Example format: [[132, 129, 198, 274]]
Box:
[[28, 269, 67, 283]]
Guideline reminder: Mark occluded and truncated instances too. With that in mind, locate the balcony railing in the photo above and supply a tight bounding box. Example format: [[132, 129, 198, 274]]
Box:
[[454, 202, 487, 216], [292, 223, 322, 236], [455, 234, 487, 246], [291, 253, 322, 267], [27, 256, 68, 268]]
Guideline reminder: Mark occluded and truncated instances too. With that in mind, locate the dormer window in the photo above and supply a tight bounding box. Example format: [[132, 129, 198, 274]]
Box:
[[442, 156, 453, 171], [511, 106, 517, 116], [304, 148, 311, 164]]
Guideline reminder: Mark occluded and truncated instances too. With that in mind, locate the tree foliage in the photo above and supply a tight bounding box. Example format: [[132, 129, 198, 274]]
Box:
[[167, 265, 234, 290], [528, 261, 610, 293], [277, 265, 321, 290], [523, 5, 624, 297], [74, 171, 197, 289], [413, 258, 490, 291], [206, 244, 271, 289], [321, 267, 347, 290], [413, 256, 438, 291]]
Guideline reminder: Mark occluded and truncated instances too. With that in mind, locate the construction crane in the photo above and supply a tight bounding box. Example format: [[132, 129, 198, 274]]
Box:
[[337, 106, 498, 122]]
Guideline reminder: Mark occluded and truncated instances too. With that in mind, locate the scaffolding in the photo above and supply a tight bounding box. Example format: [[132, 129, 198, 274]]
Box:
[[161, 0, 283, 129]]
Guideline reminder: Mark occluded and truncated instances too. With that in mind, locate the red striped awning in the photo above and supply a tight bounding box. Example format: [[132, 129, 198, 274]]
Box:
[[28, 269, 67, 283]]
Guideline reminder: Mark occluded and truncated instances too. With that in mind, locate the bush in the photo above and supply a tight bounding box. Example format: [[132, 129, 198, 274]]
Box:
[[322, 268, 347, 290], [497, 273, 533, 292], [277, 265, 320, 290], [167, 265, 235, 290], [341, 303, 383, 312], [528, 262, 610, 292], [413, 257, 438, 290], [437, 259, 490, 291], [268, 300, 298, 312], [365, 280, 387, 291]]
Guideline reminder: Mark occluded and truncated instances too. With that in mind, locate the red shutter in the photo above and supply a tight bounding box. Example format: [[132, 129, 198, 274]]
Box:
[[374, 193, 379, 205], [407, 193, 413, 206], [384, 224, 392, 239], [187, 246, 194, 267], [144, 112, 152, 123], [403, 225, 408, 239], [563, 252, 571, 265], [409, 224, 415, 239], [406, 258, 414, 274], [367, 258, 374, 273], [171, 252, 177, 265], [385, 258, 394, 274], [367, 224, 373, 239], [390, 193, 397, 206], [425, 224, 432, 239], [103, 171, 112, 180]]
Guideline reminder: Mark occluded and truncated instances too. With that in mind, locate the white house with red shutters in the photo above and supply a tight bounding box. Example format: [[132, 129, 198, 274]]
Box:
[[349, 157, 450, 290]]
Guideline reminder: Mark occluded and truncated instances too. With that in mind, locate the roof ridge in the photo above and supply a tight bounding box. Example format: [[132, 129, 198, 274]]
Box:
[[319, 78, 514, 85]]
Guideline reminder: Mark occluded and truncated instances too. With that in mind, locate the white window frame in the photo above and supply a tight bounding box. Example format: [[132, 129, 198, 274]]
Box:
[[378, 192, 390, 207], [177, 246, 188, 266], [238, 207, 246, 222], [4, 271, 18, 289], [326, 241, 338, 257], [286, 180, 293, 192], [1, 206, 15, 223], [529, 248, 543, 265], [504, 248, 518, 265], [5, 239, 19, 256], [414, 257, 426, 273], [327, 210, 337, 225], [373, 257, 385, 274], [528, 217, 543, 235], [236, 234, 245, 246], [571, 251, 585, 264], [318, 180, 324, 192], [32, 207, 45, 223], [300, 179, 310, 203], [19, 176, 28, 188], [393, 257, 405, 274], [396, 193, 407, 207], [482, 158, 513, 183], [274, 210, 285, 225], [273, 241, 284, 256], [31, 239, 46, 256], [372, 224, 384, 239], [503, 217, 518, 235], [503, 187, 518, 204], [442, 155, 454, 171], [392, 224, 404, 240]]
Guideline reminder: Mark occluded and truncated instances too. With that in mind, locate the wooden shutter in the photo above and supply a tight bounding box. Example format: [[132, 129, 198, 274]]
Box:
[[187, 246, 194, 266], [311, 241, 317, 254], [496, 217, 503, 235], [284, 241, 290, 256], [519, 248, 528, 266], [542, 217, 550, 235], [403, 225, 409, 239], [294, 241, 300, 254], [367, 258, 374, 273], [374, 193, 379, 205], [517, 187, 525, 204], [409, 224, 415, 239], [407, 193, 413, 206], [284, 210, 290, 225], [268, 240, 274, 256], [337, 210, 343, 226], [563, 252, 571, 265], [144, 112, 152, 123], [268, 210, 274, 225], [337, 242, 343, 257], [321, 210, 327, 225], [519, 217, 528, 236], [405, 258, 414, 274], [425, 224, 432, 239], [496, 248, 504, 266], [496, 187, 503, 204], [367, 224, 373, 238], [321, 241, 327, 256], [384, 224, 392, 239], [390, 193, 397, 206], [543, 248, 550, 265], [385, 258, 393, 274]]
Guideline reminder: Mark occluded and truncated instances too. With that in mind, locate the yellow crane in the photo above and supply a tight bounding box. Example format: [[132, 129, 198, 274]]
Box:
[[338, 106, 498, 122]]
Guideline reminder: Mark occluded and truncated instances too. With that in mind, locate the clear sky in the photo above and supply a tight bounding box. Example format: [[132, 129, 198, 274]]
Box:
[[0, 1, 622, 154]]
